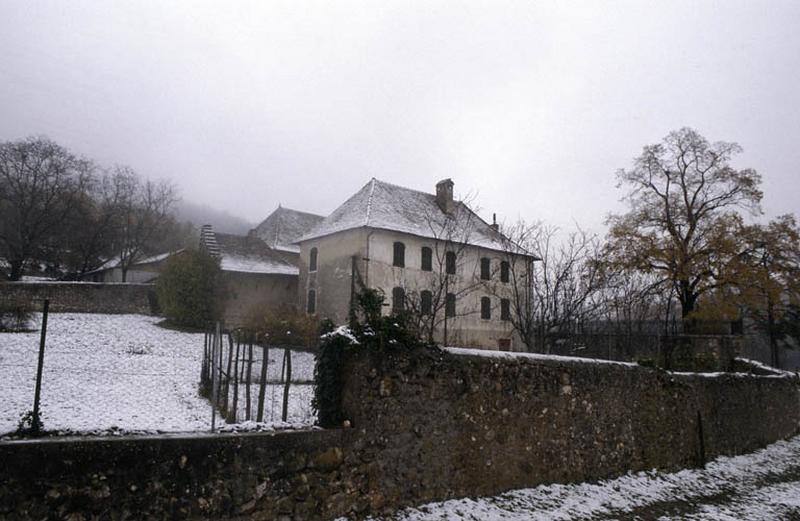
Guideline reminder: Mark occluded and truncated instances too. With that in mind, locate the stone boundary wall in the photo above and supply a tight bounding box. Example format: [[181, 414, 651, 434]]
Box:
[[0, 282, 155, 314], [0, 430, 361, 521], [1, 348, 799, 520], [339, 347, 800, 511]]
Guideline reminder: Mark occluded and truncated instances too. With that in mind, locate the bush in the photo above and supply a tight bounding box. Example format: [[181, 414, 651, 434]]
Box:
[[156, 250, 224, 329], [313, 289, 429, 427], [246, 306, 320, 350], [0, 300, 33, 332]]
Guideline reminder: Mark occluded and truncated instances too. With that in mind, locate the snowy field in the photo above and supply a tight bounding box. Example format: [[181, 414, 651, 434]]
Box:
[[366, 435, 800, 521], [0, 313, 315, 435]]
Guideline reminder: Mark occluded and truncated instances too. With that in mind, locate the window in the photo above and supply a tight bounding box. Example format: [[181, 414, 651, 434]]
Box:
[[309, 247, 318, 272], [421, 290, 432, 315], [500, 261, 510, 283], [501, 298, 511, 321], [445, 292, 456, 317], [480, 257, 491, 280], [392, 286, 405, 312], [421, 247, 432, 271], [393, 242, 405, 267], [307, 289, 316, 314], [446, 251, 456, 275], [481, 297, 491, 320]]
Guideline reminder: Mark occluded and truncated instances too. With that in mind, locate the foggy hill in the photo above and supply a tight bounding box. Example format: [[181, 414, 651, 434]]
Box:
[[175, 200, 256, 235]]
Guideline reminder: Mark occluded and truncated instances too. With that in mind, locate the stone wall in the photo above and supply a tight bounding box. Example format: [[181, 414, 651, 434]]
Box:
[[0, 282, 156, 314], [0, 429, 365, 521], [2, 346, 799, 520], [339, 346, 800, 510]]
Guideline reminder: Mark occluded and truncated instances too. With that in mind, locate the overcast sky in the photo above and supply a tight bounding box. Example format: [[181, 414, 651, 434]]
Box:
[[1, 1, 798, 231]]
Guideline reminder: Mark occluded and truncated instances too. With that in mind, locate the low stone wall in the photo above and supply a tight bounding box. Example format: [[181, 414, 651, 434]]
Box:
[[1, 347, 799, 520], [0, 282, 155, 314], [339, 347, 800, 510], [0, 430, 361, 521]]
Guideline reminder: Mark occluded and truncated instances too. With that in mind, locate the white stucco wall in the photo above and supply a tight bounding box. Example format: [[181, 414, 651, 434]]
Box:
[[299, 227, 527, 350]]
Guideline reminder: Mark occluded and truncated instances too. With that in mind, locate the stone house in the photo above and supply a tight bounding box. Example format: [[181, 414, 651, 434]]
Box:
[[199, 225, 299, 327], [295, 178, 535, 350]]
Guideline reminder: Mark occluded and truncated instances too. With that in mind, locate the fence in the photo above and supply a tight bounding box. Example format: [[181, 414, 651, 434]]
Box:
[[200, 325, 314, 429]]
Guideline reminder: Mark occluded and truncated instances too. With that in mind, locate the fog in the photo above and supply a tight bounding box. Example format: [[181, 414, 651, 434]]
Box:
[[1, 1, 798, 231]]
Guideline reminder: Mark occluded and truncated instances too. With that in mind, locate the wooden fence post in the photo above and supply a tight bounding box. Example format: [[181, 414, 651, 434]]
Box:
[[257, 345, 268, 422], [245, 334, 253, 421], [211, 323, 220, 431], [231, 332, 240, 423], [282, 348, 292, 422], [31, 299, 49, 434], [224, 332, 234, 422]]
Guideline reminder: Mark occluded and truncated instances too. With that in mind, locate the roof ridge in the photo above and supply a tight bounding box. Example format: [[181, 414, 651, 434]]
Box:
[[364, 178, 377, 227], [371, 178, 437, 199], [277, 206, 325, 218]]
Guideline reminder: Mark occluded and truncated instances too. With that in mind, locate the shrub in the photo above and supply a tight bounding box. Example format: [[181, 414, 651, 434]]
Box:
[[246, 306, 320, 350], [0, 300, 33, 332], [313, 289, 429, 427], [156, 250, 224, 329]]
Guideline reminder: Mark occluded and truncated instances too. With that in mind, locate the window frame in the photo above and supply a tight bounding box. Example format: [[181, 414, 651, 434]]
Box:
[[480, 257, 491, 280], [309, 247, 318, 272], [307, 289, 316, 314], [445, 292, 456, 317], [445, 251, 456, 275], [501, 298, 511, 321], [392, 286, 405, 312], [393, 241, 406, 268], [421, 247, 433, 272], [480, 296, 491, 320], [420, 290, 433, 315]]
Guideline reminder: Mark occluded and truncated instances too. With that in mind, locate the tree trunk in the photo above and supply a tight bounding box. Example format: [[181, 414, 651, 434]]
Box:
[[8, 259, 24, 281], [679, 283, 697, 333]]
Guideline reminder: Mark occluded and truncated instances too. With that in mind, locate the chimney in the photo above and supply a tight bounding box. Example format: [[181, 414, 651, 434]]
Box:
[[435, 178, 455, 214], [490, 213, 499, 232]]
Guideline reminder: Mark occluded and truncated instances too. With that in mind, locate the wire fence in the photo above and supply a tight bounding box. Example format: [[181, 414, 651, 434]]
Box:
[[201, 325, 314, 429]]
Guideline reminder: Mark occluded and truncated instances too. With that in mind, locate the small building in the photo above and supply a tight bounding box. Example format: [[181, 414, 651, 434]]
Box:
[[294, 178, 535, 350], [81, 250, 185, 283], [200, 225, 299, 327]]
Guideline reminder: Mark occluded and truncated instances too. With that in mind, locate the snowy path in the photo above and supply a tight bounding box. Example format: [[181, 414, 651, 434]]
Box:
[[0, 313, 315, 435], [366, 435, 800, 521]]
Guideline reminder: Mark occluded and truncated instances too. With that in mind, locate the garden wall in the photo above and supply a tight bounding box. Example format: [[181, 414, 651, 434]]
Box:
[[338, 346, 800, 510], [0, 282, 155, 314], [1, 346, 799, 520]]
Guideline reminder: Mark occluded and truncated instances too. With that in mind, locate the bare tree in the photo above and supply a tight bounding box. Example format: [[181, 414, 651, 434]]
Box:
[[0, 137, 93, 280], [109, 166, 178, 282], [497, 221, 606, 352], [61, 170, 129, 277]]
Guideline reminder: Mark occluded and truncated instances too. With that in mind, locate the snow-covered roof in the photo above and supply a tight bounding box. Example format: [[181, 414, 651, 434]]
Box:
[[212, 232, 299, 276], [253, 206, 324, 254], [85, 250, 185, 274], [295, 178, 526, 255]]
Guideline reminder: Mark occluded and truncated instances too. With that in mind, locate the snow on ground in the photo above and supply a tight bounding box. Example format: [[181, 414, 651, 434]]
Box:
[[0, 313, 315, 435], [362, 435, 800, 521]]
